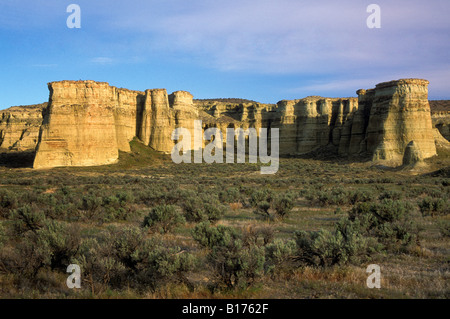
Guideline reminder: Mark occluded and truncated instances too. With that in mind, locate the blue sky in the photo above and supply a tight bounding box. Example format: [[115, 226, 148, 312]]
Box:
[[1, 0, 449, 109]]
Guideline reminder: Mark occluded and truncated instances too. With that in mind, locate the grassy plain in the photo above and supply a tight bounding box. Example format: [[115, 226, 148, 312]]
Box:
[[0, 139, 448, 299]]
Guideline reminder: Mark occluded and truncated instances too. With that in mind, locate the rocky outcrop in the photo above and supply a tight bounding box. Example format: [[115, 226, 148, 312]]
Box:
[[354, 79, 437, 164], [0, 103, 46, 151], [429, 100, 450, 141], [33, 81, 144, 168], [402, 141, 423, 166], [33, 81, 202, 168], [0, 77, 441, 169], [196, 97, 358, 156]]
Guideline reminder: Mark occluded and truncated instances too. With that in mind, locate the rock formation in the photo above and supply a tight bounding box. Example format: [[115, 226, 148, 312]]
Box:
[[0, 103, 46, 151], [429, 100, 450, 141], [354, 79, 437, 164], [0, 78, 446, 169], [33, 81, 144, 169], [33, 81, 202, 168]]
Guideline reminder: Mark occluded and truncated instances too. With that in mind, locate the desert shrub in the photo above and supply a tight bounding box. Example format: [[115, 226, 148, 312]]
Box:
[[307, 187, 375, 206], [436, 220, 450, 238], [418, 197, 449, 216], [218, 187, 244, 204], [34, 219, 81, 270], [0, 235, 51, 279], [294, 224, 370, 267], [0, 189, 18, 218], [272, 193, 295, 219], [106, 226, 146, 270], [0, 219, 80, 279], [142, 205, 185, 234], [74, 226, 195, 292], [74, 237, 128, 292], [74, 226, 144, 290], [132, 239, 196, 291], [348, 189, 376, 204], [265, 239, 297, 275], [349, 199, 411, 226], [10, 204, 46, 236], [182, 194, 227, 223], [192, 222, 265, 289], [253, 192, 296, 221], [115, 191, 135, 206], [241, 225, 275, 246], [253, 201, 272, 220], [379, 190, 402, 200], [80, 194, 103, 219], [249, 188, 275, 208], [348, 199, 419, 249]]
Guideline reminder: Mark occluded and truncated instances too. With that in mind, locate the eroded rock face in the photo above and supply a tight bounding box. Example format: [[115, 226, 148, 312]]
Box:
[[33, 81, 144, 168], [356, 79, 437, 164], [33, 81, 202, 168], [429, 100, 450, 141], [0, 103, 46, 151], [196, 96, 358, 156], [402, 141, 423, 166], [8, 77, 442, 169]]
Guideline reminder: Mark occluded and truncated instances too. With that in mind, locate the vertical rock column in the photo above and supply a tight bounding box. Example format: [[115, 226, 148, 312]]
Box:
[[147, 89, 175, 153], [364, 79, 437, 163], [170, 91, 201, 151], [34, 81, 121, 168]]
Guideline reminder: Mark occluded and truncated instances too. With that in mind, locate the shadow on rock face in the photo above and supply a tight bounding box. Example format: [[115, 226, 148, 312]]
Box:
[[0, 151, 35, 168]]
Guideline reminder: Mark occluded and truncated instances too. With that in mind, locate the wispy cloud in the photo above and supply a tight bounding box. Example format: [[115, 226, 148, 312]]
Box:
[[90, 57, 115, 65], [90, 0, 449, 79], [31, 63, 58, 68]]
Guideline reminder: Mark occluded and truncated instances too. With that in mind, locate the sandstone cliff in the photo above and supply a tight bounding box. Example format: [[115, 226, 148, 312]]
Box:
[[0, 78, 442, 169], [196, 96, 358, 156], [429, 100, 450, 141], [33, 81, 201, 168], [0, 103, 46, 151], [355, 79, 437, 164], [33, 81, 145, 169]]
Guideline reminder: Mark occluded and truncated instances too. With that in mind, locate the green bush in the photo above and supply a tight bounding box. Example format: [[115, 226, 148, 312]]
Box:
[[0, 189, 18, 218], [265, 239, 297, 274], [218, 187, 244, 204], [192, 222, 265, 289], [306, 187, 375, 207], [436, 220, 450, 238], [74, 226, 195, 292], [294, 225, 369, 267], [0, 235, 51, 278], [142, 205, 185, 234], [182, 194, 227, 223], [74, 237, 128, 291], [272, 193, 295, 220], [249, 188, 274, 208], [379, 190, 402, 201], [253, 192, 295, 221], [34, 219, 81, 270], [133, 239, 196, 291], [348, 199, 419, 249], [0, 219, 80, 278], [418, 197, 449, 216], [10, 205, 46, 236]]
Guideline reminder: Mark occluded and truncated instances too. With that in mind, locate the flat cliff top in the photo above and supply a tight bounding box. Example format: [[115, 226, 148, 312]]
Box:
[[1, 102, 47, 113], [195, 98, 260, 104], [48, 80, 146, 95], [375, 78, 429, 89]]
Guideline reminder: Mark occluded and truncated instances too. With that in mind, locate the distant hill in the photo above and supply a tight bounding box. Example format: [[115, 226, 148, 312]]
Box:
[[429, 100, 450, 112], [194, 98, 259, 104]]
